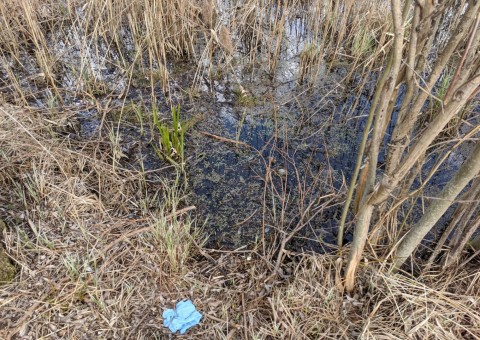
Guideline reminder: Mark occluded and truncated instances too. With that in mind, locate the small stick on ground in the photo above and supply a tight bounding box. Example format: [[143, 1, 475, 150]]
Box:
[[200, 131, 252, 148], [242, 292, 248, 339]]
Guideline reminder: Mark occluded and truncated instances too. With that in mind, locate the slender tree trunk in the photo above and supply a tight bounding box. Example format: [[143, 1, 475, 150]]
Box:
[[392, 141, 480, 271], [344, 0, 404, 292], [426, 179, 480, 269], [443, 215, 480, 268], [470, 234, 480, 251], [449, 185, 480, 248]]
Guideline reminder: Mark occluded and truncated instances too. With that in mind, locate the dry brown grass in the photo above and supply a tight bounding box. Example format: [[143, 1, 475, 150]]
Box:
[[1, 104, 479, 339], [0, 0, 393, 103]]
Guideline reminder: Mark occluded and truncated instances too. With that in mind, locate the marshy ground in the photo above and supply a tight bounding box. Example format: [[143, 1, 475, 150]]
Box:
[[1, 0, 479, 338]]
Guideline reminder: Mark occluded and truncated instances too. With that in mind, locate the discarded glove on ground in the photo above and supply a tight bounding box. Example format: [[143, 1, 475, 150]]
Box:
[[163, 300, 203, 334]]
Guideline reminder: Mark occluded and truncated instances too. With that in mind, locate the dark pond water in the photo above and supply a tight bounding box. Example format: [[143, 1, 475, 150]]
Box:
[[69, 58, 366, 251]]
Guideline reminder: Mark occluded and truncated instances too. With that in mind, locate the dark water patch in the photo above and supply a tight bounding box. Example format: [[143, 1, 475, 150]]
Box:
[[182, 68, 358, 249]]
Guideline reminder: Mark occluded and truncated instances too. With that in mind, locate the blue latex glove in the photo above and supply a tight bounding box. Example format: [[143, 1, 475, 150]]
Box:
[[163, 300, 203, 334]]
